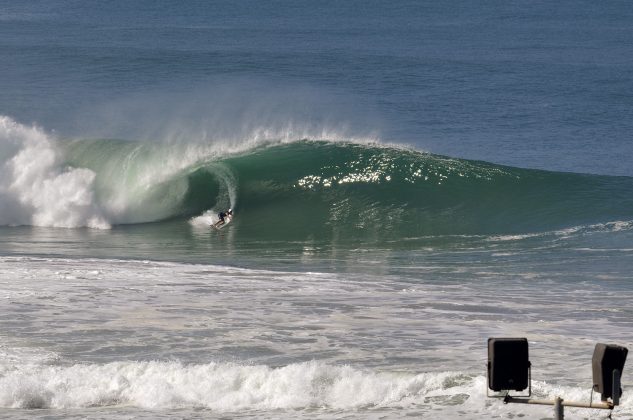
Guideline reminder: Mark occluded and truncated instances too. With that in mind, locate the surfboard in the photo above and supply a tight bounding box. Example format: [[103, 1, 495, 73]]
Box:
[[211, 215, 232, 230]]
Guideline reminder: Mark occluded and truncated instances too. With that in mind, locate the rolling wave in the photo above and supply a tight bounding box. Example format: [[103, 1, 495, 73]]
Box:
[[217, 142, 633, 238], [1, 358, 630, 415], [2, 116, 633, 240], [0, 359, 462, 410]]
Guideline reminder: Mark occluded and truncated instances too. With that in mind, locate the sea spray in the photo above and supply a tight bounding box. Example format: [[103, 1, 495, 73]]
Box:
[[0, 116, 109, 228]]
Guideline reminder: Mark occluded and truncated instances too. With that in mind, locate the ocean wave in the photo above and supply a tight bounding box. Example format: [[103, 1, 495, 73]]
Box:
[[2, 115, 633, 240], [1, 359, 631, 418], [0, 359, 464, 410]]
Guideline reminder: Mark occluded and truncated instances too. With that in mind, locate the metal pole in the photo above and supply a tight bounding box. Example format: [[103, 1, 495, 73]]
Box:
[[554, 397, 564, 420], [613, 369, 621, 406], [504, 396, 612, 410]]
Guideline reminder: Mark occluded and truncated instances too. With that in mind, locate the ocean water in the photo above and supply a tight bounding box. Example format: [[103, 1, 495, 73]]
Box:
[[1, 1, 633, 418]]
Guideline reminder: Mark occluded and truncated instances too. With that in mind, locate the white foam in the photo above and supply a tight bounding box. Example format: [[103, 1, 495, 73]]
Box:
[[0, 116, 109, 229], [0, 360, 445, 410], [189, 209, 219, 227], [1, 255, 633, 417], [1, 359, 630, 418]]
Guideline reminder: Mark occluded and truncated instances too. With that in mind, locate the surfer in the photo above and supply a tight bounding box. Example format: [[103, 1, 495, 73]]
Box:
[[213, 208, 233, 228]]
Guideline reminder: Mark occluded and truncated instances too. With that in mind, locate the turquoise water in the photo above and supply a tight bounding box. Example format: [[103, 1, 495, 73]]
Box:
[[1, 1, 633, 418], [63, 139, 633, 236]]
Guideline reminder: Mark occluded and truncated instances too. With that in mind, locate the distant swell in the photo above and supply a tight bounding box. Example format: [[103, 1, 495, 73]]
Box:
[[2, 115, 633, 239]]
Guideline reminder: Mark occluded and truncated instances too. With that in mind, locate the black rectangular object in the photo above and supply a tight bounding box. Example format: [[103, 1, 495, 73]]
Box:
[[592, 343, 628, 399], [488, 337, 530, 392]]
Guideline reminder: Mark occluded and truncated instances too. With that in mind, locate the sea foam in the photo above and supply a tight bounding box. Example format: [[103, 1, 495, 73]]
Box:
[[0, 360, 459, 410], [0, 116, 109, 229], [0, 361, 480, 412], [1, 359, 630, 418]]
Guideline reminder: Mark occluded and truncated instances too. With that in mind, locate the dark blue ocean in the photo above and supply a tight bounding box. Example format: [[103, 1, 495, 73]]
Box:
[[1, 1, 632, 418]]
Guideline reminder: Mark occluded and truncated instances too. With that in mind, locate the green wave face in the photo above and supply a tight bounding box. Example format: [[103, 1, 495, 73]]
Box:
[[64, 139, 633, 241]]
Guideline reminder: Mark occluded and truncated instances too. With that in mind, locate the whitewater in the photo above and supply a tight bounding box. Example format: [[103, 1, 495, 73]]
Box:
[[1, 254, 632, 419], [0, 117, 108, 229]]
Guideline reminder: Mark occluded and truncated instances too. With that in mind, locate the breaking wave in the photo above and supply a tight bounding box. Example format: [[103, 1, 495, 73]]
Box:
[[0, 360, 463, 410], [1, 358, 631, 417], [2, 116, 632, 241], [0, 116, 108, 228]]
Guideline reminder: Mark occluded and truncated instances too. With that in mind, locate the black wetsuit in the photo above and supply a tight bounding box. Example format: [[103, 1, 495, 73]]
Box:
[[218, 212, 227, 223]]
